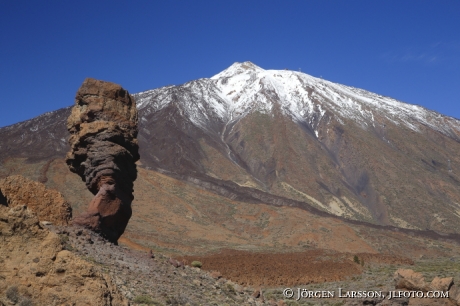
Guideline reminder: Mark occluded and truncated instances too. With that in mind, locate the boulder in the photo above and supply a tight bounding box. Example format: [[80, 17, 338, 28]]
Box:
[[252, 287, 261, 299], [210, 270, 223, 280], [430, 276, 453, 291], [168, 258, 185, 269], [0, 175, 72, 225], [394, 268, 429, 291], [66, 78, 139, 243], [449, 284, 460, 305]]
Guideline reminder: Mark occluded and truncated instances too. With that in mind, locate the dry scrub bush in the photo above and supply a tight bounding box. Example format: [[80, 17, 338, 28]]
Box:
[[191, 261, 202, 268], [6, 286, 19, 303]]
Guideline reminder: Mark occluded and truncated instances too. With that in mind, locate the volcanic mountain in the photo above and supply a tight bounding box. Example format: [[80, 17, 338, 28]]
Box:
[[133, 61, 460, 233], [1, 62, 460, 249]]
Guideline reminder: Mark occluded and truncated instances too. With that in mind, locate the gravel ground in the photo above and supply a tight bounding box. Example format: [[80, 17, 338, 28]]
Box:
[[49, 225, 282, 306], [47, 224, 460, 306]]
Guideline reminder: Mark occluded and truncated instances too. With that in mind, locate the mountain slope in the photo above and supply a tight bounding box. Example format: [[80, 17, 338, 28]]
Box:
[[133, 62, 460, 232], [1, 62, 460, 235]]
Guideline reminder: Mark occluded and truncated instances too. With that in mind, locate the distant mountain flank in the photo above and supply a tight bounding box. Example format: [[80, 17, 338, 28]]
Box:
[[1, 61, 460, 235]]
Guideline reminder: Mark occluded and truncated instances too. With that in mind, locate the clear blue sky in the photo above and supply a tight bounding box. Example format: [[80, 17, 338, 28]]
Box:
[[1, 1, 459, 127]]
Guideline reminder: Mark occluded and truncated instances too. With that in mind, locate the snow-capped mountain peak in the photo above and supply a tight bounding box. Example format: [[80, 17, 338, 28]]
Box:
[[210, 61, 264, 80], [134, 62, 460, 140], [210, 62, 323, 122]]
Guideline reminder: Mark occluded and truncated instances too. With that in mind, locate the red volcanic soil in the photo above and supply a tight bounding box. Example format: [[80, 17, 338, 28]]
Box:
[[182, 249, 413, 287], [184, 249, 358, 287]]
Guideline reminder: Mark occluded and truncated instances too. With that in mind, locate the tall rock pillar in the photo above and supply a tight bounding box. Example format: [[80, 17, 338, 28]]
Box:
[[66, 78, 139, 243]]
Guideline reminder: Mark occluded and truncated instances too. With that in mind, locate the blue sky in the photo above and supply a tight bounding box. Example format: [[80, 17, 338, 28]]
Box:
[[1, 1, 459, 127]]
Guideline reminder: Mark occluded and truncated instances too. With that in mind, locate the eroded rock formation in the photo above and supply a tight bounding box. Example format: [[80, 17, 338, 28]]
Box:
[[66, 78, 139, 243], [0, 205, 128, 305], [0, 175, 72, 225]]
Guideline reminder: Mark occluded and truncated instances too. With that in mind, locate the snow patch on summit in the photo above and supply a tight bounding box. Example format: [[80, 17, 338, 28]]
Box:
[[134, 61, 460, 139]]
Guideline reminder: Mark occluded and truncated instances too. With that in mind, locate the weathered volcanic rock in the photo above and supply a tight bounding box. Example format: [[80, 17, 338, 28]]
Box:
[[0, 205, 128, 305], [394, 268, 429, 291], [0, 175, 72, 225], [430, 276, 453, 291], [66, 78, 139, 243]]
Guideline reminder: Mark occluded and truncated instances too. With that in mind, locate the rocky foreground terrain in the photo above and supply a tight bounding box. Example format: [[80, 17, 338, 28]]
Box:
[[0, 175, 460, 305], [3, 202, 460, 306], [0, 176, 459, 305], [0, 200, 284, 305], [3, 171, 460, 305], [0, 205, 126, 305]]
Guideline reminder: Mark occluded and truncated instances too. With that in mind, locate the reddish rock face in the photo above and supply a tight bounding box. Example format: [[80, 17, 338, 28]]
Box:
[[0, 175, 72, 225], [66, 78, 139, 243]]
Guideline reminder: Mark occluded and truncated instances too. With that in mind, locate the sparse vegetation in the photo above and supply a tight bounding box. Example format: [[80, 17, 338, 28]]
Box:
[[59, 233, 74, 251], [83, 255, 97, 263], [5, 285, 34, 306], [59, 233, 69, 243], [18, 298, 34, 306], [191, 261, 202, 268], [165, 294, 190, 305], [353, 255, 360, 264], [133, 294, 156, 305], [225, 283, 236, 295], [6, 285, 19, 303]]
